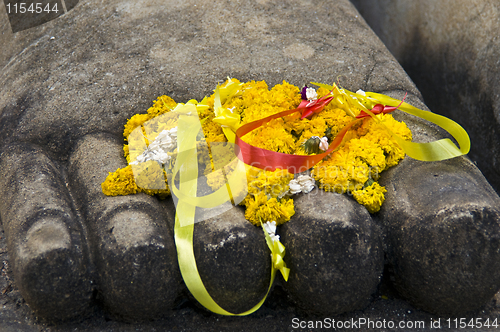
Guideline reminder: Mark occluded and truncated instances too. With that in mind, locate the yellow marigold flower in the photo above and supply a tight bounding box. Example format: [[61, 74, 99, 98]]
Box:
[[316, 86, 332, 98], [243, 192, 295, 226], [381, 114, 412, 140], [347, 138, 387, 171], [244, 103, 277, 123], [352, 182, 387, 213], [204, 143, 239, 191], [360, 114, 412, 169], [101, 165, 138, 196], [246, 168, 293, 198], [246, 118, 296, 154], [239, 80, 299, 123], [319, 107, 353, 135], [202, 113, 227, 143], [142, 115, 179, 142], [147, 95, 177, 117], [298, 117, 328, 141], [132, 162, 170, 194], [241, 167, 294, 225], [140, 187, 171, 200], [312, 136, 385, 193], [282, 114, 305, 135], [124, 113, 151, 139], [269, 81, 301, 110], [123, 96, 177, 140], [123, 144, 130, 162], [206, 169, 227, 191], [312, 160, 351, 193]]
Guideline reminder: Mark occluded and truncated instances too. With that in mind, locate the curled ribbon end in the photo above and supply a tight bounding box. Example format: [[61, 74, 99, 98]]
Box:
[[281, 267, 290, 282]]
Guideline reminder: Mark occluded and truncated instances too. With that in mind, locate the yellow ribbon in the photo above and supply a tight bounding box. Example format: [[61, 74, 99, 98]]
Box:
[[312, 83, 470, 161], [262, 225, 290, 281], [212, 82, 242, 143], [170, 103, 285, 316], [365, 91, 470, 160], [217, 77, 243, 104], [273, 241, 290, 281]]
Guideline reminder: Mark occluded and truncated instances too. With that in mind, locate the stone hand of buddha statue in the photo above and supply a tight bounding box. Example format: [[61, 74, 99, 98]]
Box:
[[1, 0, 500, 322]]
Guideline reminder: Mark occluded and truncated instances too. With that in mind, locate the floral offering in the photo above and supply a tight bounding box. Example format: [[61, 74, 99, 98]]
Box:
[[102, 78, 414, 216], [100, 78, 469, 316]]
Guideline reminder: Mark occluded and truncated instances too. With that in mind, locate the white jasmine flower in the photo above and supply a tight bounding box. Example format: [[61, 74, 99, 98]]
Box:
[[288, 180, 302, 194], [318, 136, 329, 152], [263, 220, 276, 235], [306, 87, 318, 101], [288, 175, 316, 195], [297, 175, 315, 194], [270, 233, 280, 243], [263, 221, 280, 243], [131, 127, 177, 165]]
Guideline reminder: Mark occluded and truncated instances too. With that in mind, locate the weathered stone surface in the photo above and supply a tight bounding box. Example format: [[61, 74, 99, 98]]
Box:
[[382, 160, 500, 315], [280, 189, 384, 315], [193, 206, 271, 314], [67, 133, 184, 320], [352, 0, 500, 193]]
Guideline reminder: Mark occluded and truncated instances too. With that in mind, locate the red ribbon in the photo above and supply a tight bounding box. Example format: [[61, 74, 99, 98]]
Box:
[[299, 96, 335, 119], [355, 92, 407, 119], [234, 106, 360, 174]]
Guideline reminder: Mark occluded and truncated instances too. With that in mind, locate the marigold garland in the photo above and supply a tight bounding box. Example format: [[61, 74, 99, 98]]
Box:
[[101, 78, 413, 222]]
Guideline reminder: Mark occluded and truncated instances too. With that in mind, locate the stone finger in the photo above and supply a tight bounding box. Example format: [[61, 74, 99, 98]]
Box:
[[0, 143, 93, 321], [379, 93, 500, 315], [192, 206, 272, 314], [68, 133, 183, 320], [280, 189, 384, 315]]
